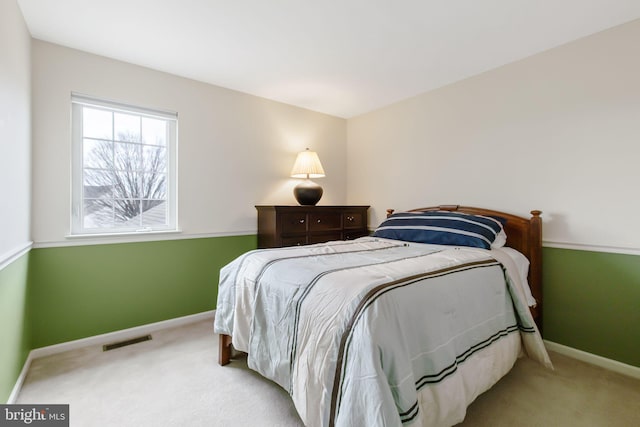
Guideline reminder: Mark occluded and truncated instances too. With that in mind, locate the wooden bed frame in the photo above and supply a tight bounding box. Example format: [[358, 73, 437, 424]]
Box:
[[218, 204, 543, 366]]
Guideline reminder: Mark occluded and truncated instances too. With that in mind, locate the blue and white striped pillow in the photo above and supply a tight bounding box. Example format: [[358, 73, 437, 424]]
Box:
[[372, 211, 505, 249]]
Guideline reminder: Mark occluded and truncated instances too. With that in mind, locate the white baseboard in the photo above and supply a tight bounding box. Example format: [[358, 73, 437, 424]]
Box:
[[7, 310, 215, 403], [544, 340, 640, 380], [7, 352, 34, 404], [10, 319, 636, 403], [30, 310, 215, 359]]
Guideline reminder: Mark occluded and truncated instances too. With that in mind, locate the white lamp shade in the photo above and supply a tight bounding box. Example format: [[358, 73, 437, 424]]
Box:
[[290, 148, 325, 178]]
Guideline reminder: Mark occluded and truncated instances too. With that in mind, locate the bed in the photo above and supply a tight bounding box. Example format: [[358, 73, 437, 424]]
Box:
[[214, 205, 552, 427]]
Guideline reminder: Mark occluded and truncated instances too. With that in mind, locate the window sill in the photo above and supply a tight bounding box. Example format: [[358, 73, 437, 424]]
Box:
[[66, 229, 182, 239], [62, 229, 183, 246]]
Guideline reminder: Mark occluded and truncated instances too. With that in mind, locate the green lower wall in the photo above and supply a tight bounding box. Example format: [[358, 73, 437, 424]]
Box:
[[3, 238, 639, 403], [30, 241, 637, 367], [0, 252, 31, 403], [28, 235, 256, 349], [543, 247, 640, 367]]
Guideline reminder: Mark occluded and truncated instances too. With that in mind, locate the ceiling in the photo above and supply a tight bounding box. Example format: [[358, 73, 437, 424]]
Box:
[[17, 0, 640, 118]]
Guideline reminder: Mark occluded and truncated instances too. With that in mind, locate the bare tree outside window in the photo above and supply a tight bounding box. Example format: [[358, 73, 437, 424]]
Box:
[[83, 132, 167, 227], [72, 99, 176, 234]]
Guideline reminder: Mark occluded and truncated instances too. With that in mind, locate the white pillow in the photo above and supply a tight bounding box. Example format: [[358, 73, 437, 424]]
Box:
[[491, 229, 507, 248]]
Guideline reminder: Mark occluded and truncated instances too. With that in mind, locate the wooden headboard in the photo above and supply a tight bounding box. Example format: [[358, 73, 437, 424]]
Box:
[[386, 205, 543, 332]]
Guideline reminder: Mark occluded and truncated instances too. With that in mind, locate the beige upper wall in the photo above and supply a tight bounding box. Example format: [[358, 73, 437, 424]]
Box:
[[347, 19, 640, 249], [31, 41, 347, 244], [25, 16, 640, 248], [0, 0, 31, 260]]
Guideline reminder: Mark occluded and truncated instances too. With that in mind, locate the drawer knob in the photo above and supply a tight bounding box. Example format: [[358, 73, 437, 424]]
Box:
[[299, 219, 305, 224], [317, 219, 321, 223]]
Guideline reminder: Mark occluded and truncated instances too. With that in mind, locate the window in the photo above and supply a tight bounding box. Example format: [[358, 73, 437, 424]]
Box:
[[71, 94, 177, 235]]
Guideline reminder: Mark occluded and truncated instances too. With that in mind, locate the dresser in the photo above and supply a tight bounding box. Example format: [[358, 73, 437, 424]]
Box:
[[256, 205, 370, 248]]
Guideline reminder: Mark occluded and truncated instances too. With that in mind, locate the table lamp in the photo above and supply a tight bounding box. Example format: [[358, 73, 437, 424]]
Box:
[[290, 148, 325, 205]]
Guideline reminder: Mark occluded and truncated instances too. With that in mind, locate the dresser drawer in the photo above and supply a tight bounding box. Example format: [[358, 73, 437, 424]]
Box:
[[281, 235, 308, 246], [309, 212, 341, 231], [343, 211, 365, 229], [281, 213, 308, 233]]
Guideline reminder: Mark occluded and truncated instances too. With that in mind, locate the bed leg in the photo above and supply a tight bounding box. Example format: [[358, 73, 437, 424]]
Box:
[[218, 334, 233, 366]]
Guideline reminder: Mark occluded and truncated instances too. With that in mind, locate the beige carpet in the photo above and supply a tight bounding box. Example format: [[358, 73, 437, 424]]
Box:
[[16, 319, 640, 426]]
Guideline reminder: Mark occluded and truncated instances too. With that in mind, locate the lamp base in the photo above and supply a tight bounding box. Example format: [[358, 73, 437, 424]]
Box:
[[293, 180, 323, 205]]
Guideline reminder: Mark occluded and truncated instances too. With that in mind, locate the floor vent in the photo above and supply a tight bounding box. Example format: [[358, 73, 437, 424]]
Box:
[[103, 335, 152, 351]]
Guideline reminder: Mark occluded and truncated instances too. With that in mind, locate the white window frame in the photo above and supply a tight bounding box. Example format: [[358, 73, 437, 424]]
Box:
[[70, 93, 178, 236]]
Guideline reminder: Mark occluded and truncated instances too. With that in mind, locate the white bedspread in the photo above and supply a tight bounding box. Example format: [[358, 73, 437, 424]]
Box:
[[215, 238, 552, 426]]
